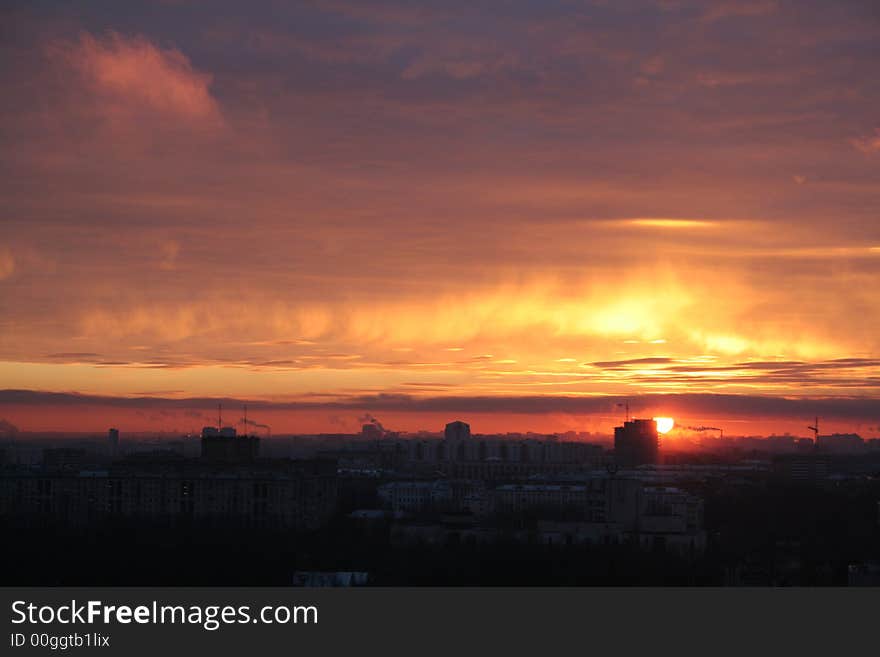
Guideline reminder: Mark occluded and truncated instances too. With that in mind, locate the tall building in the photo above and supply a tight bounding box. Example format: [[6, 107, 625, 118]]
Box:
[[108, 428, 120, 458], [445, 421, 471, 441], [614, 419, 659, 467], [200, 426, 259, 462]]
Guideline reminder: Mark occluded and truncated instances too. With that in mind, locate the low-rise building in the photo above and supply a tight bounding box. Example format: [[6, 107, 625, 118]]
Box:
[[0, 458, 337, 531], [377, 480, 452, 512]]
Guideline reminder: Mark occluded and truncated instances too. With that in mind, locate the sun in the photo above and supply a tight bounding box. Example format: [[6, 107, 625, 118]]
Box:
[[653, 417, 675, 434]]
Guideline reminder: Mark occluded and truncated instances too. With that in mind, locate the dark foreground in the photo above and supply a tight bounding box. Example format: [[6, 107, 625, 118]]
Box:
[[3, 483, 879, 586]]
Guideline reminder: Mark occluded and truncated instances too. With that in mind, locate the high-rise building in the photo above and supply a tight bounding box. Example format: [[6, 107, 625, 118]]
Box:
[[445, 421, 471, 441], [200, 426, 259, 462], [614, 419, 659, 467], [108, 428, 120, 458]]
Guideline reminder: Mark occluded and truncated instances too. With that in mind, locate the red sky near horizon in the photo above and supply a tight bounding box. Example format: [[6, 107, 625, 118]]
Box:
[[2, 1, 880, 437]]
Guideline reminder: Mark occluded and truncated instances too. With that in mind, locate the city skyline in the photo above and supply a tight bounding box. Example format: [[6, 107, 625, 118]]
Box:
[[2, 1, 880, 435]]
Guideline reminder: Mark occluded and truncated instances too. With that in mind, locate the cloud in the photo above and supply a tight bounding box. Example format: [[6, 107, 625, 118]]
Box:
[[159, 240, 181, 270], [2, 389, 879, 424], [2, 1, 880, 421], [700, 0, 779, 23], [401, 50, 519, 81], [586, 357, 880, 391], [0, 249, 14, 280], [50, 31, 222, 125], [589, 357, 675, 369], [622, 219, 718, 229], [851, 129, 880, 153]]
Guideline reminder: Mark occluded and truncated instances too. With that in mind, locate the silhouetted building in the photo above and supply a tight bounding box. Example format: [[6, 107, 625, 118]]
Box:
[[796, 438, 814, 452], [108, 428, 119, 458], [848, 562, 880, 586], [387, 475, 706, 555], [393, 433, 604, 478], [378, 480, 452, 512], [42, 448, 90, 471], [0, 459, 338, 531], [772, 453, 830, 484], [445, 421, 471, 441], [637, 486, 705, 554], [292, 571, 369, 587], [614, 419, 659, 467], [816, 433, 865, 455], [200, 426, 260, 462]]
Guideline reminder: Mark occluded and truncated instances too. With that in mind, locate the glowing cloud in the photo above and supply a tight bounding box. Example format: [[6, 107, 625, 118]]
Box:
[[0, 249, 14, 280], [2, 2, 880, 434], [53, 31, 222, 124], [624, 219, 717, 229]]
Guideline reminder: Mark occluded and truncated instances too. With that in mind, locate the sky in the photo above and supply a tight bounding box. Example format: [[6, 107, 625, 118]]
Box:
[[1, 0, 880, 437]]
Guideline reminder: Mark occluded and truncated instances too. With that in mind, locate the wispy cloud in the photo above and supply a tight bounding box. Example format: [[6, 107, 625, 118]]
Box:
[[699, 0, 779, 24], [2, 389, 879, 426], [0, 249, 14, 280], [852, 129, 880, 154]]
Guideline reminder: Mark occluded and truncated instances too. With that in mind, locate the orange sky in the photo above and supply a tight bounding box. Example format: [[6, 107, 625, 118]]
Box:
[[1, 1, 880, 437]]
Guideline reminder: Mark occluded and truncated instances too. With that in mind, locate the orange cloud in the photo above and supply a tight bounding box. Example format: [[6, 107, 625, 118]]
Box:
[[0, 248, 14, 280], [52, 31, 222, 125], [623, 218, 717, 229], [852, 129, 880, 154], [159, 240, 181, 271], [3, 3, 880, 432]]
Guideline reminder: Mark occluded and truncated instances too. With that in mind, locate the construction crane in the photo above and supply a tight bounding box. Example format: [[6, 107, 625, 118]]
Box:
[[688, 426, 724, 440], [807, 417, 820, 443]]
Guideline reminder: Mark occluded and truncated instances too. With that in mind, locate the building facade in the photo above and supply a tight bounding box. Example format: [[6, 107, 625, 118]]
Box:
[[0, 459, 337, 531], [614, 419, 659, 467]]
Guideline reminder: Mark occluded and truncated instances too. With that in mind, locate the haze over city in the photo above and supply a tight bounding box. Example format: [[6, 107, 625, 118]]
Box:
[[2, 0, 880, 436]]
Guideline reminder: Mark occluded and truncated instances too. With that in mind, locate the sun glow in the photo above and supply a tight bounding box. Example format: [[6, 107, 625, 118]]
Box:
[[654, 417, 675, 434]]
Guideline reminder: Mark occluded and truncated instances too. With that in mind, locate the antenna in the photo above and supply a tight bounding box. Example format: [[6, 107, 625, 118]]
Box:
[[243, 404, 248, 437], [807, 416, 819, 442]]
